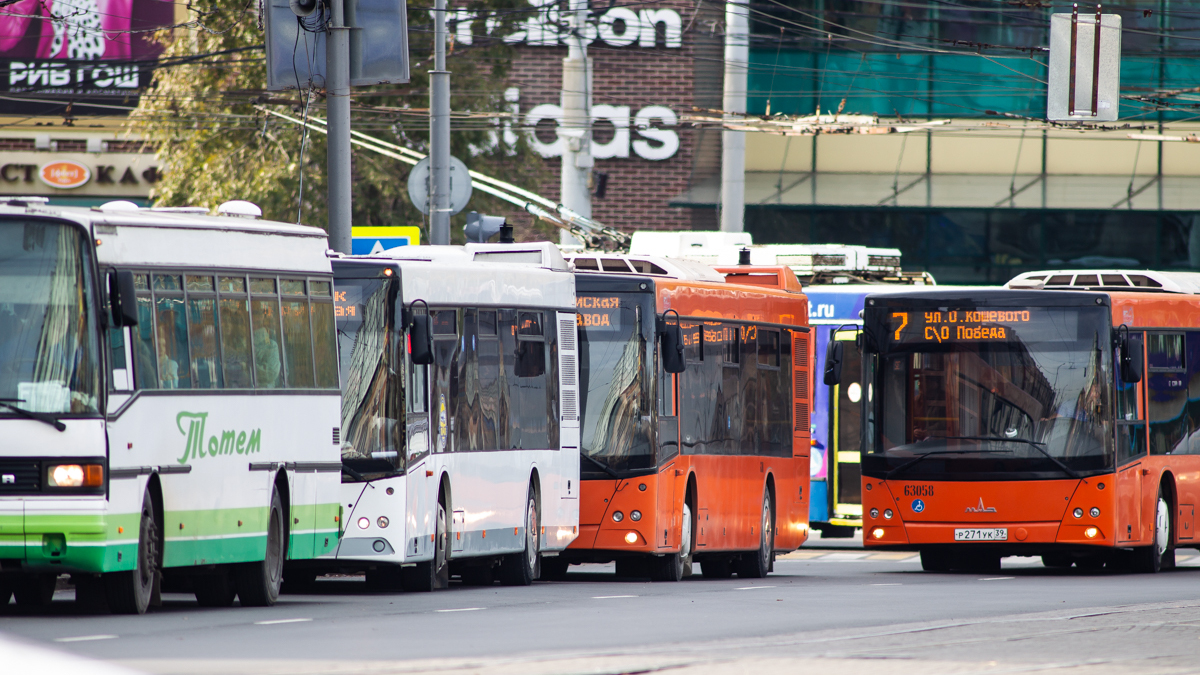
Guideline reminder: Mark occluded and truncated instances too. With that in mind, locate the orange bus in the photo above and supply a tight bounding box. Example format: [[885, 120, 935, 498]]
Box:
[[849, 270, 1200, 572], [542, 255, 812, 581]]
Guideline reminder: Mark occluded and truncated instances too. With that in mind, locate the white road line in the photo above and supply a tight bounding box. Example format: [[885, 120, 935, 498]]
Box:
[[591, 595, 637, 599], [980, 577, 1015, 581], [821, 552, 869, 561], [870, 583, 902, 586], [735, 586, 777, 590], [434, 607, 485, 612], [54, 635, 117, 642], [254, 618, 313, 625]]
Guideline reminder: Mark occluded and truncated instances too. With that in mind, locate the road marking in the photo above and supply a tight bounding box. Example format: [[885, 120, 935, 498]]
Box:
[[435, 607, 485, 612], [979, 577, 1015, 581], [870, 583, 902, 586], [821, 552, 869, 561], [54, 635, 117, 642], [735, 585, 776, 590], [254, 618, 313, 625], [592, 595, 637, 599]]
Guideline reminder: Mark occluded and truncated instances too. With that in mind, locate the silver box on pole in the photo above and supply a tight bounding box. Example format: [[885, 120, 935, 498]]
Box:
[[264, 0, 410, 90], [1047, 9, 1121, 122]]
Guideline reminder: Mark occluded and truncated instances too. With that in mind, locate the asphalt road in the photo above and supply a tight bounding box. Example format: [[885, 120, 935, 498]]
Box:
[[5, 550, 1200, 675]]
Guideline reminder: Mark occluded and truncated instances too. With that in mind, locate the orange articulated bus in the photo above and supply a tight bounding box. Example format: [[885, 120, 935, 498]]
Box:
[[851, 270, 1200, 573], [542, 255, 812, 581]]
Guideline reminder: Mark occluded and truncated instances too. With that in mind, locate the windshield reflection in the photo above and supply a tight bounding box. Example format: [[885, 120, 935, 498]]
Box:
[[868, 307, 1113, 479]]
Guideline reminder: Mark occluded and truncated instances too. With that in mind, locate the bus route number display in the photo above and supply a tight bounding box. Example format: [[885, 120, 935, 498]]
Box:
[[334, 285, 363, 320], [577, 295, 622, 332], [891, 309, 1031, 343]]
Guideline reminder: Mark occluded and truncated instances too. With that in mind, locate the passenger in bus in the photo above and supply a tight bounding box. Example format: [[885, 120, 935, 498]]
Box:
[[157, 319, 180, 389], [254, 326, 281, 387]]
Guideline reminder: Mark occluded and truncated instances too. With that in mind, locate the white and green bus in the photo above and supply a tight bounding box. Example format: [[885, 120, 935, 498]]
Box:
[[0, 199, 341, 613]]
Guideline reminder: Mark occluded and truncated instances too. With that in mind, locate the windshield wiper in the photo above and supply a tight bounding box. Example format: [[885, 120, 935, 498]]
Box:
[[940, 435, 1082, 480], [0, 399, 66, 432], [885, 440, 1013, 480], [580, 451, 620, 480]]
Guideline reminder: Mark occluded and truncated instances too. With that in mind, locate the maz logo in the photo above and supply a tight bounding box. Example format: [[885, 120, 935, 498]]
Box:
[[1, 474, 14, 484], [965, 498, 997, 514]]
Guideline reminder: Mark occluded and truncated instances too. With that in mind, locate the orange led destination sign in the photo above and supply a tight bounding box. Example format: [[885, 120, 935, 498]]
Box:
[[891, 309, 1032, 343], [577, 295, 622, 331], [334, 286, 362, 320]]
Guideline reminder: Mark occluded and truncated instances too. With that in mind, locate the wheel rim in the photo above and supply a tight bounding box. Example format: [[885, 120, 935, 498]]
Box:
[[1155, 497, 1170, 555], [526, 497, 538, 572], [760, 495, 772, 568], [138, 503, 158, 592], [680, 503, 692, 560]]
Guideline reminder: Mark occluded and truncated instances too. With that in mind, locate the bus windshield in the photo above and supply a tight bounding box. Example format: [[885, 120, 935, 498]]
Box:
[[865, 305, 1113, 480], [578, 291, 654, 474], [335, 274, 404, 479], [0, 219, 101, 416]]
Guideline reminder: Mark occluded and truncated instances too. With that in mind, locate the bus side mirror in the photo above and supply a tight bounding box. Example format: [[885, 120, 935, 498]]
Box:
[[823, 341, 844, 386], [661, 325, 685, 374], [109, 270, 138, 327], [409, 314, 434, 365], [1120, 336, 1143, 383]]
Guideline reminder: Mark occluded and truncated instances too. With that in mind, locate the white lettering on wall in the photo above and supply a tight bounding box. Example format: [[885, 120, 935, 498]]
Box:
[[526, 103, 678, 161], [631, 106, 679, 161], [450, 1, 682, 49]]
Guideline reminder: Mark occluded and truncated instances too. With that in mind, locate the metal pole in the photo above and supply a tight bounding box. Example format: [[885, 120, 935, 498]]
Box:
[[559, 0, 592, 246], [326, 0, 352, 252], [721, 0, 748, 233], [430, 0, 451, 245]]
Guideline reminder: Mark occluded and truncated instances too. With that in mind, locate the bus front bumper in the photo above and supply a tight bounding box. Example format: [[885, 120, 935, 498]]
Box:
[[1, 498, 131, 574]]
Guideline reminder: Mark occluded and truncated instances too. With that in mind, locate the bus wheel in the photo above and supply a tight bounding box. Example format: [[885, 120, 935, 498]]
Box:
[[1041, 554, 1073, 569], [403, 500, 450, 591], [105, 487, 159, 614], [737, 490, 774, 578], [700, 558, 733, 579], [1134, 491, 1173, 573], [540, 558, 570, 581], [235, 489, 285, 606], [651, 502, 693, 582], [193, 570, 237, 607], [919, 549, 951, 572], [13, 574, 57, 607], [500, 487, 540, 586]]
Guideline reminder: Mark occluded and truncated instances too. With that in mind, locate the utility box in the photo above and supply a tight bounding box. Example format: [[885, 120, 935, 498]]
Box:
[[1047, 7, 1121, 122], [264, 0, 410, 90]]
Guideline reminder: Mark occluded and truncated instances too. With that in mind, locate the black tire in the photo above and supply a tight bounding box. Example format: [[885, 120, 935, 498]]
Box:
[[920, 549, 951, 572], [234, 488, 285, 606], [193, 570, 237, 607], [403, 500, 450, 592], [13, 574, 57, 607], [499, 486, 540, 586], [1132, 489, 1172, 574], [1041, 554, 1073, 569], [700, 557, 734, 579], [460, 565, 495, 586], [651, 501, 694, 582], [539, 558, 570, 581], [105, 487, 159, 614], [737, 489, 774, 579]]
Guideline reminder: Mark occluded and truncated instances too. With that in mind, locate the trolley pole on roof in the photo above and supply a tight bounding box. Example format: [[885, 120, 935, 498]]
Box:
[[326, 0, 353, 252], [720, 0, 748, 233], [559, 0, 593, 246], [429, 0, 452, 245]]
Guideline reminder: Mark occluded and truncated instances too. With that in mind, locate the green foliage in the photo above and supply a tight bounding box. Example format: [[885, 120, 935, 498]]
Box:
[[132, 0, 554, 242]]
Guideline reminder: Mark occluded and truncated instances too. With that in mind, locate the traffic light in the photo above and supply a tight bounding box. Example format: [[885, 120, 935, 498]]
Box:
[[464, 212, 508, 243]]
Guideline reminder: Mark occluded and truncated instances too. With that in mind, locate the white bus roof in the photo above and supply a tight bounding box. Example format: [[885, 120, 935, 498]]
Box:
[[1006, 269, 1200, 294], [0, 200, 332, 274]]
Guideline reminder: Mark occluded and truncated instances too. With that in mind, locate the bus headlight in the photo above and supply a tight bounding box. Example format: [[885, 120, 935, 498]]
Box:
[[1073, 508, 1083, 519], [871, 528, 885, 539], [612, 511, 624, 522], [357, 517, 370, 529], [630, 510, 642, 521], [624, 532, 638, 544], [1084, 526, 1099, 539], [47, 464, 104, 488], [869, 508, 879, 519], [1090, 507, 1100, 518], [377, 517, 389, 529], [883, 509, 893, 520]]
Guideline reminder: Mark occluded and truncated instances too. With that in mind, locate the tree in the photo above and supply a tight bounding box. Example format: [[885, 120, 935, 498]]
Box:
[[131, 0, 555, 242]]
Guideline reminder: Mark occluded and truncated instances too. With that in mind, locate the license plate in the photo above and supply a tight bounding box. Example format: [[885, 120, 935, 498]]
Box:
[[954, 528, 1007, 541]]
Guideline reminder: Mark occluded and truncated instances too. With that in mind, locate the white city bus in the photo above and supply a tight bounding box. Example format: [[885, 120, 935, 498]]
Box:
[[0, 199, 341, 613], [305, 242, 579, 589]]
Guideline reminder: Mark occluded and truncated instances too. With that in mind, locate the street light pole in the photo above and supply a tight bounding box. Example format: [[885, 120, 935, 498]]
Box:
[[326, 0, 353, 252], [559, 0, 592, 245], [429, 0, 452, 245], [720, 0, 748, 233]]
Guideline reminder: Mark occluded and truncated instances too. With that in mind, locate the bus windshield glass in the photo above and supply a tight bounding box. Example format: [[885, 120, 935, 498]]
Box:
[[578, 291, 654, 474], [0, 219, 101, 416], [335, 274, 404, 479], [866, 305, 1113, 480]]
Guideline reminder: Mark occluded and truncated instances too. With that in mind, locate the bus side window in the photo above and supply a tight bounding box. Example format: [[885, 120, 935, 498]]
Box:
[[1147, 332, 1187, 455], [185, 275, 221, 389], [309, 280, 338, 388], [218, 277, 253, 388], [132, 274, 157, 389], [280, 279, 315, 388], [478, 311, 501, 450], [249, 278, 284, 389], [1116, 333, 1146, 464], [153, 274, 191, 390]]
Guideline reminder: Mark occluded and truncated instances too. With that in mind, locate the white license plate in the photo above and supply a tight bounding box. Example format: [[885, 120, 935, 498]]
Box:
[[954, 528, 1007, 541]]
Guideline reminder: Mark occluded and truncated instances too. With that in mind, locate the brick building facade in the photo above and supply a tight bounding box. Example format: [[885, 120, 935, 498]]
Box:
[[497, 0, 723, 233]]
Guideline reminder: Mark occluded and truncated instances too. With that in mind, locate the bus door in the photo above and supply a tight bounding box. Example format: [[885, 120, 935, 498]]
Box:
[[405, 347, 431, 558], [829, 329, 864, 530], [1115, 331, 1146, 544], [656, 360, 680, 550]]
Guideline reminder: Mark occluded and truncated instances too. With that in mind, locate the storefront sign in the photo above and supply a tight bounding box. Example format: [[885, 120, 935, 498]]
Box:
[[39, 161, 91, 189]]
